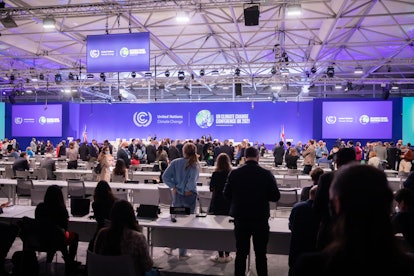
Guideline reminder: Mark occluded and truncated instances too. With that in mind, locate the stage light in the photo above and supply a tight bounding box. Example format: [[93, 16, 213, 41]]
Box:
[[326, 66, 335, 78], [271, 67, 277, 75], [68, 72, 74, 80], [99, 72, 105, 81], [39, 73, 44, 81], [199, 69, 205, 76], [391, 83, 399, 90], [178, 70, 185, 80], [286, 3, 302, 16], [145, 72, 152, 78], [235, 68, 240, 76], [354, 66, 363, 74], [176, 11, 190, 23], [271, 84, 283, 90], [311, 67, 317, 74], [43, 17, 56, 29], [280, 68, 289, 76], [54, 73, 62, 84], [335, 83, 342, 89], [9, 74, 15, 83], [131, 72, 136, 78], [164, 70, 170, 77]]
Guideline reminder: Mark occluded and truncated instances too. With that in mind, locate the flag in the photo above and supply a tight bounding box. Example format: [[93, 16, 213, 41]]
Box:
[[82, 125, 87, 143], [280, 125, 285, 142]]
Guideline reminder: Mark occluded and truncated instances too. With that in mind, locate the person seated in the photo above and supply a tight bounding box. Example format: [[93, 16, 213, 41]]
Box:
[[6, 148, 19, 159], [12, 152, 30, 175], [317, 152, 331, 167], [292, 164, 414, 275], [0, 202, 19, 275], [399, 146, 413, 174], [35, 185, 79, 274], [26, 147, 35, 158], [39, 153, 56, 180], [130, 154, 140, 166], [112, 159, 128, 181], [94, 200, 154, 276], [367, 151, 381, 169], [300, 167, 324, 201], [392, 188, 414, 252]]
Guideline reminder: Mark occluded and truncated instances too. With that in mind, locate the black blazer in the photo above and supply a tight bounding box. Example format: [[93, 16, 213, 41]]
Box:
[[223, 160, 280, 219]]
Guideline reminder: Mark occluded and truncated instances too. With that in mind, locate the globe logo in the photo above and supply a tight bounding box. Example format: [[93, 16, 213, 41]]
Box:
[[14, 117, 22, 124], [196, 110, 214, 128], [39, 116, 47, 125], [359, 115, 370, 125], [133, 111, 152, 127], [120, 47, 129, 58], [325, 116, 337, 124], [89, 49, 100, 58]]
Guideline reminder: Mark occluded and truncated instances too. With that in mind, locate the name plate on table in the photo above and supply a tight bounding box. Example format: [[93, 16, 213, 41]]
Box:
[[170, 206, 190, 215]]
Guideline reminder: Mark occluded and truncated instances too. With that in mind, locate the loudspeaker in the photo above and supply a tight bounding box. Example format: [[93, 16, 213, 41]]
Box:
[[8, 95, 15, 104], [235, 83, 242, 96], [382, 89, 390, 100], [244, 5, 260, 26]]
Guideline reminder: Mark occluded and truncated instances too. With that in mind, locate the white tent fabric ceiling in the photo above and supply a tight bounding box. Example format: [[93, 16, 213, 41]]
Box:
[[0, 0, 413, 103]]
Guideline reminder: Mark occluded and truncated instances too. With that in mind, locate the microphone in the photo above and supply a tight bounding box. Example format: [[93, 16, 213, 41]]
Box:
[[196, 196, 207, 217]]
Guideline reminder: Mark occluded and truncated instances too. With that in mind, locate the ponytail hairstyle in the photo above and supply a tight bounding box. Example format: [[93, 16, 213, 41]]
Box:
[[183, 142, 198, 169]]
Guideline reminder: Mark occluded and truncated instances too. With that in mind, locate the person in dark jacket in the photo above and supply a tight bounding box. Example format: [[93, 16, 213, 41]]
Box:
[[273, 141, 285, 167], [79, 141, 90, 161], [209, 153, 232, 263], [224, 147, 280, 276], [12, 152, 30, 174]]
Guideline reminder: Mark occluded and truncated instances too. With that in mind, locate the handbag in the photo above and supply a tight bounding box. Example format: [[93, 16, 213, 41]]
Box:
[[94, 163, 102, 174]]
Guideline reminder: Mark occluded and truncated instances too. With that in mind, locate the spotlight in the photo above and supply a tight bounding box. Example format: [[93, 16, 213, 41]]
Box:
[[9, 74, 15, 83], [145, 72, 152, 78], [391, 83, 399, 90], [335, 83, 342, 89], [311, 67, 317, 74], [280, 68, 289, 76], [271, 67, 277, 75], [345, 82, 353, 91], [55, 73, 62, 84], [235, 68, 240, 76], [68, 72, 74, 80], [178, 70, 185, 81], [39, 73, 44, 80], [131, 72, 136, 78], [100, 72, 105, 81], [176, 11, 190, 23], [286, 3, 302, 16], [164, 70, 170, 77], [43, 17, 56, 29], [354, 66, 363, 74], [326, 66, 335, 78], [199, 69, 205, 76]]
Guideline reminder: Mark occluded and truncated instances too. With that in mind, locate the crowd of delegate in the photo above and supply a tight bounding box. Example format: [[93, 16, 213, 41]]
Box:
[[2, 135, 414, 275]]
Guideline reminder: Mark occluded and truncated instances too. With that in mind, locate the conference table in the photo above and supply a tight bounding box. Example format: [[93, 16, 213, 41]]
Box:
[[0, 205, 291, 256]]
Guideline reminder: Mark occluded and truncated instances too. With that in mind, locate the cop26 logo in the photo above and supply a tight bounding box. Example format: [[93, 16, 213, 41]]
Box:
[[133, 112, 152, 127]]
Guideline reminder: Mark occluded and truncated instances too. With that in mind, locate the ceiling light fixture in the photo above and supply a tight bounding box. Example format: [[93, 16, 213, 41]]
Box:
[[100, 72, 105, 81], [176, 11, 190, 23], [271, 67, 277, 75], [335, 83, 342, 89], [391, 83, 399, 90], [286, 3, 302, 16], [144, 72, 152, 78], [354, 66, 363, 74], [164, 70, 170, 77], [68, 72, 74, 80], [54, 73, 62, 84], [178, 70, 185, 80], [199, 69, 205, 76], [280, 68, 289, 76], [43, 16, 56, 29], [131, 72, 136, 78], [271, 84, 283, 90], [326, 66, 335, 78], [235, 68, 240, 76], [0, 14, 18, 28]]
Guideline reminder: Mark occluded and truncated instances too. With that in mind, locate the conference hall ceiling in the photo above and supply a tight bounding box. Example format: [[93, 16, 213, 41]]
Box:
[[0, 0, 413, 103]]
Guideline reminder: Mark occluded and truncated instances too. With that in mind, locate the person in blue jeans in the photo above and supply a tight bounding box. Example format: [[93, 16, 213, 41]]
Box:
[[162, 142, 199, 260]]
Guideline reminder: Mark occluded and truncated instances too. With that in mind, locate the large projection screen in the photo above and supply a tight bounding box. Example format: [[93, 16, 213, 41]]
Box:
[[86, 32, 150, 73], [12, 104, 62, 137], [322, 101, 392, 139]]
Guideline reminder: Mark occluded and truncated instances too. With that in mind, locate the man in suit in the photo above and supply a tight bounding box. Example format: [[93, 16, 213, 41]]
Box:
[[224, 147, 280, 276], [39, 153, 56, 180], [117, 141, 131, 168], [12, 152, 30, 175], [220, 139, 234, 161], [146, 140, 157, 164]]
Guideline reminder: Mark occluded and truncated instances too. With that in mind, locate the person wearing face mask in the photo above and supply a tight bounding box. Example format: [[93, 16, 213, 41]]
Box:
[[97, 146, 113, 182]]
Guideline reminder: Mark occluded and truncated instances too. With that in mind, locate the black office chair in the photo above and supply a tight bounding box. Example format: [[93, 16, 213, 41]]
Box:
[[16, 179, 34, 205], [67, 179, 90, 198]]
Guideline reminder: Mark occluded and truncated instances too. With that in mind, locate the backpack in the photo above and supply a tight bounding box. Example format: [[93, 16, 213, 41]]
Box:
[[94, 163, 102, 174]]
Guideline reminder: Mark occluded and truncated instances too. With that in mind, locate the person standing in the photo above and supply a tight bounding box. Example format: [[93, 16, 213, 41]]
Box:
[[209, 153, 232, 263], [117, 141, 131, 168], [162, 142, 199, 260], [97, 146, 112, 183], [302, 140, 316, 175], [224, 147, 280, 276]]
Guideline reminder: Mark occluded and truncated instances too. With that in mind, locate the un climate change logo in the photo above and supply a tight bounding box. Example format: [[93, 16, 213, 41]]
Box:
[[120, 47, 129, 58], [89, 49, 100, 58], [39, 116, 47, 125], [196, 110, 214, 129], [359, 115, 369, 125], [325, 116, 337, 125], [133, 112, 152, 127], [14, 117, 22, 124]]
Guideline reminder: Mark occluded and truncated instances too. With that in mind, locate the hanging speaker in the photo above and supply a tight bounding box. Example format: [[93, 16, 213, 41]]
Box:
[[244, 5, 260, 26], [235, 83, 242, 96]]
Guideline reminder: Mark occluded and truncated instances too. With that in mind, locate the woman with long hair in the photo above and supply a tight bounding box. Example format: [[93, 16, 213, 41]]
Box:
[[292, 164, 414, 275], [162, 142, 199, 259], [35, 185, 79, 273], [112, 159, 128, 180], [97, 146, 112, 182], [209, 153, 232, 263], [94, 200, 153, 276]]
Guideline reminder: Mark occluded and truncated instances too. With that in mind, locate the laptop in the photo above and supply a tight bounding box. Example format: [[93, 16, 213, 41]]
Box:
[[136, 204, 159, 220], [70, 198, 90, 217]]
